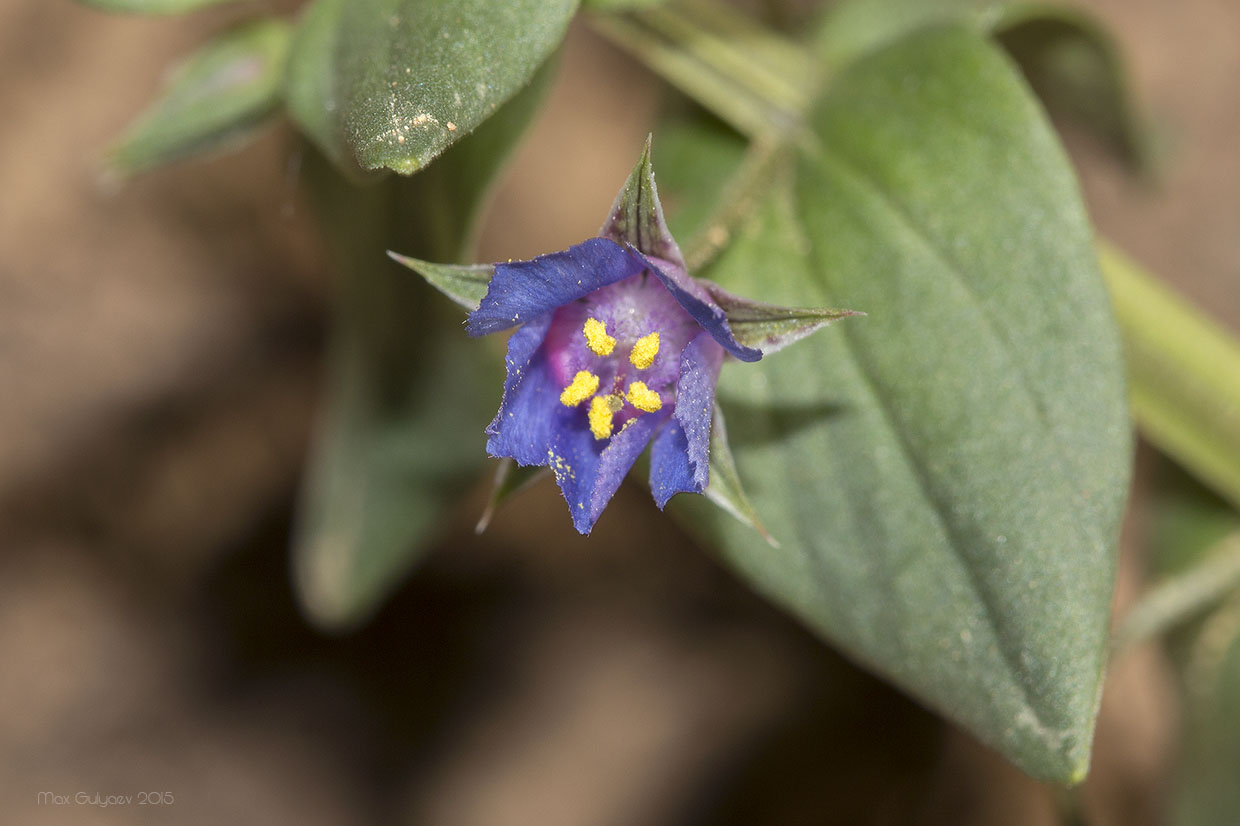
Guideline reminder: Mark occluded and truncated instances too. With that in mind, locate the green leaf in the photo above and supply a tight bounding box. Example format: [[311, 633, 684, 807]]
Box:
[[814, 0, 994, 70], [654, 119, 748, 244], [287, 0, 575, 175], [78, 0, 237, 13], [995, 10, 1154, 172], [816, 0, 1152, 170], [683, 25, 1130, 782], [292, 63, 554, 630], [107, 19, 290, 176], [285, 0, 351, 169]]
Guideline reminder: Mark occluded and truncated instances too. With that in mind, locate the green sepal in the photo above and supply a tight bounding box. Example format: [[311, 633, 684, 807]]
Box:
[[600, 135, 688, 267], [707, 283, 863, 356], [386, 254, 493, 311], [474, 459, 551, 534], [704, 403, 776, 547]]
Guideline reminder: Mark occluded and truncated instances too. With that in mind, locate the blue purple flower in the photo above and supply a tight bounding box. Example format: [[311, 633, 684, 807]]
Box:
[[392, 140, 858, 535]]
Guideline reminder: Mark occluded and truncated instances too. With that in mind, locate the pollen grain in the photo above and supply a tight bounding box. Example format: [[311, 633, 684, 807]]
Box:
[[629, 332, 660, 369], [559, 370, 600, 407], [625, 381, 662, 413], [583, 318, 616, 356]]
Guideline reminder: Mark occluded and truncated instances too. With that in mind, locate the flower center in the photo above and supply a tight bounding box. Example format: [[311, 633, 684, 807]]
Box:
[[559, 317, 666, 440]]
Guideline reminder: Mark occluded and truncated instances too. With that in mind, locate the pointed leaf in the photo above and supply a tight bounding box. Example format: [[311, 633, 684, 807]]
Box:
[[682, 25, 1129, 783], [386, 255, 494, 311], [287, 0, 576, 175], [107, 19, 289, 175]]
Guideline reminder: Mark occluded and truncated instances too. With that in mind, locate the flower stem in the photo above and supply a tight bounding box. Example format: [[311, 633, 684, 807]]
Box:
[[1112, 530, 1240, 656], [1098, 241, 1240, 512], [589, 3, 804, 140]]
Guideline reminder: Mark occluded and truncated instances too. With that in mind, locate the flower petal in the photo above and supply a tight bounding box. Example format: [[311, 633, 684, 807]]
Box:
[[467, 238, 646, 336], [549, 410, 667, 534], [651, 331, 724, 507], [649, 419, 694, 508], [484, 314, 559, 466], [639, 253, 763, 363]]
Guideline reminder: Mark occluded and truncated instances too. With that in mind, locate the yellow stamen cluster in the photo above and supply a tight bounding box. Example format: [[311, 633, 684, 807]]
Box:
[[583, 317, 616, 356], [629, 332, 660, 369], [559, 370, 599, 407], [625, 381, 662, 413], [559, 320, 668, 441]]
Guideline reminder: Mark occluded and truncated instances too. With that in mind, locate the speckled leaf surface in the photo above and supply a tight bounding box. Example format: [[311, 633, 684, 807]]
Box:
[[680, 25, 1130, 783], [287, 0, 575, 174]]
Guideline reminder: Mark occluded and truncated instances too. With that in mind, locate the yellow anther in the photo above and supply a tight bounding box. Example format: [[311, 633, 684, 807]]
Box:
[[559, 370, 600, 407], [583, 317, 616, 356], [588, 395, 616, 440], [625, 381, 663, 413], [629, 331, 660, 369]]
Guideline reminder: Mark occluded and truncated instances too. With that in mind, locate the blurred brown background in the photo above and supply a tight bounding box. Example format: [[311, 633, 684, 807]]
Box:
[[1, 0, 1237, 823]]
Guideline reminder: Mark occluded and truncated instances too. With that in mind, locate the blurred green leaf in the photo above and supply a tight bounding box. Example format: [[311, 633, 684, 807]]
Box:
[[78, 0, 237, 13], [996, 10, 1154, 172], [286, 0, 575, 175], [1148, 464, 1240, 579], [107, 19, 289, 176], [654, 119, 748, 244], [285, 0, 350, 169], [814, 0, 996, 70], [1171, 595, 1240, 826], [681, 25, 1130, 783], [293, 61, 556, 630], [816, 0, 1151, 170]]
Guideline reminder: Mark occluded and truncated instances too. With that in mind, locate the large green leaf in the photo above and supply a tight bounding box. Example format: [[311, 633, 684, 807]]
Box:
[[292, 62, 555, 629], [107, 19, 289, 175], [286, 0, 575, 174], [817, 0, 1151, 170], [681, 25, 1130, 782]]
